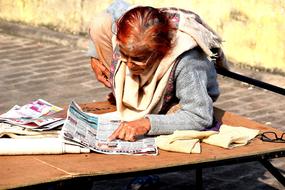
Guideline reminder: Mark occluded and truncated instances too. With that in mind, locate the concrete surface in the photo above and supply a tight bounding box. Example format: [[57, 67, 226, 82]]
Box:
[[0, 24, 285, 189]]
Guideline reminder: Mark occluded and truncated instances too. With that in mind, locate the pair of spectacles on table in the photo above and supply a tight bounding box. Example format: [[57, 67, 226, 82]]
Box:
[[258, 132, 285, 143]]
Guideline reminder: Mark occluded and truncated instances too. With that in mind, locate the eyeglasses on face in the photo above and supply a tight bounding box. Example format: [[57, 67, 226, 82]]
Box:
[[258, 131, 285, 143], [120, 51, 154, 66]]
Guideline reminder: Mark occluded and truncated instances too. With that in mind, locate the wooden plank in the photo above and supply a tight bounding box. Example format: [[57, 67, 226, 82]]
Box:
[[0, 155, 71, 189], [0, 102, 284, 189]]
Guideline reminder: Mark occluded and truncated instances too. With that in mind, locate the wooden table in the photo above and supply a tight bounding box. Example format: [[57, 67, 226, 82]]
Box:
[[0, 101, 284, 189]]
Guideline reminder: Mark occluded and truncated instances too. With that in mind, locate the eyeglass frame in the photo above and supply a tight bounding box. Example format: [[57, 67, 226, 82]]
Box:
[[119, 51, 155, 67], [258, 131, 285, 143]]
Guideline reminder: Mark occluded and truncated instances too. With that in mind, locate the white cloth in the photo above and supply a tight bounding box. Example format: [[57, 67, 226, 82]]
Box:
[[155, 124, 260, 153], [0, 123, 90, 155], [0, 138, 90, 155], [155, 130, 217, 153], [0, 123, 59, 138], [202, 124, 260, 148]]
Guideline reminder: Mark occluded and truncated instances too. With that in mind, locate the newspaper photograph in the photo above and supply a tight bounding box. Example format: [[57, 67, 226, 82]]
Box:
[[61, 101, 158, 155]]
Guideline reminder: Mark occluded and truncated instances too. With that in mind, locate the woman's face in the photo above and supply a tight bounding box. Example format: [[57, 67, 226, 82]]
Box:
[[119, 47, 156, 75], [116, 7, 172, 75]]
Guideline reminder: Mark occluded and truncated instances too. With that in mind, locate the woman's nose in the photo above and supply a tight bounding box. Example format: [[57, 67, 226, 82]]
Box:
[[126, 58, 135, 68]]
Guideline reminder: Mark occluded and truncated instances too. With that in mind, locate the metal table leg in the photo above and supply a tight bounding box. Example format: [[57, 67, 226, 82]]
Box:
[[196, 168, 203, 190], [259, 159, 285, 187]]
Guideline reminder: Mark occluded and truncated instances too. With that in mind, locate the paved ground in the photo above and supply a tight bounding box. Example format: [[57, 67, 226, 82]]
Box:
[[0, 29, 284, 190]]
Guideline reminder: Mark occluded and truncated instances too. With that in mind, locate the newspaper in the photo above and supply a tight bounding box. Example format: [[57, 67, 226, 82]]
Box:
[[0, 99, 64, 131], [60, 101, 158, 155]]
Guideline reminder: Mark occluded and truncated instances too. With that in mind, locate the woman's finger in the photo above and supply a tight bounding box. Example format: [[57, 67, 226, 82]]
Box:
[[125, 126, 136, 141], [95, 60, 110, 77], [108, 122, 125, 141], [118, 127, 126, 139], [99, 63, 110, 77], [90, 58, 111, 88], [98, 74, 111, 88]]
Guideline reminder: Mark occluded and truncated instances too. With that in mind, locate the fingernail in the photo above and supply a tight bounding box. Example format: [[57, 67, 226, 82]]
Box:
[[107, 137, 113, 142]]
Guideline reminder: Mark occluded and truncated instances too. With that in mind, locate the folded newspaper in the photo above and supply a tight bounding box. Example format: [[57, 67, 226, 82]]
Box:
[[60, 101, 158, 155], [0, 99, 64, 131]]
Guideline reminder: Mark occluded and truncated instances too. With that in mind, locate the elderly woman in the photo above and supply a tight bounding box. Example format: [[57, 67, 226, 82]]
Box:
[[88, 4, 228, 142]]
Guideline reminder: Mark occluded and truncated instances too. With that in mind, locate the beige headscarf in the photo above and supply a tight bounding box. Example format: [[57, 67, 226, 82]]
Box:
[[113, 9, 228, 121]]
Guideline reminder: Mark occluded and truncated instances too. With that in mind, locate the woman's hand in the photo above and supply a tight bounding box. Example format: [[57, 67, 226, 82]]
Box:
[[108, 118, 151, 142], [90, 57, 111, 88]]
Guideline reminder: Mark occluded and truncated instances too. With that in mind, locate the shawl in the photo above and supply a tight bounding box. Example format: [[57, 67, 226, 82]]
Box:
[[111, 8, 228, 121]]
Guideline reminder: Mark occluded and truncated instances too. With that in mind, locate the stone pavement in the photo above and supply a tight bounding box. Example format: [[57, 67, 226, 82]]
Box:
[[0, 30, 285, 190]]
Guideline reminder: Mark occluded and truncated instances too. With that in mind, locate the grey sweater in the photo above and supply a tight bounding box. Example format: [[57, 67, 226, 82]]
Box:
[[87, 2, 220, 135], [147, 48, 220, 135]]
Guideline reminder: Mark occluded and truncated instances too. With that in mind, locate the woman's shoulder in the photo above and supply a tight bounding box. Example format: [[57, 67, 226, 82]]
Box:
[[172, 48, 216, 80], [175, 47, 214, 72]]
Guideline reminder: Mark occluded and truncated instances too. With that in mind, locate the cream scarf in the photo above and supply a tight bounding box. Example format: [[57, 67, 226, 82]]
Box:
[[113, 10, 226, 121], [155, 124, 260, 153]]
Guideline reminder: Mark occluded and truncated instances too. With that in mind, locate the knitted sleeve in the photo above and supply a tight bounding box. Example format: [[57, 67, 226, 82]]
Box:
[[147, 48, 220, 135]]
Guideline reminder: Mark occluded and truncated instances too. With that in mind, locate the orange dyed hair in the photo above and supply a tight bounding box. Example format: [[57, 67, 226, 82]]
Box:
[[116, 6, 173, 58]]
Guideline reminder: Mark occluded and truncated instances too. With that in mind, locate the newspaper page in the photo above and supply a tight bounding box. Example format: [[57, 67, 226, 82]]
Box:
[[0, 99, 64, 130], [60, 101, 158, 155]]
